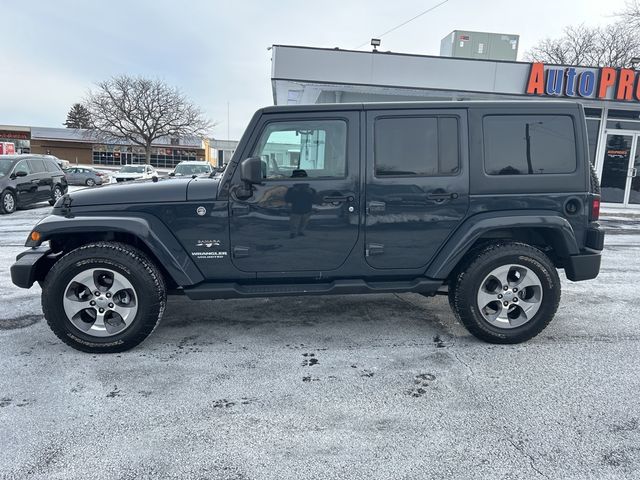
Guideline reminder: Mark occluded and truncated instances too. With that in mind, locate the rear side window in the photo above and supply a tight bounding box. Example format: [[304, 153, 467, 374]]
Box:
[[374, 116, 460, 176], [483, 115, 577, 175], [28, 159, 47, 173], [45, 160, 62, 172]]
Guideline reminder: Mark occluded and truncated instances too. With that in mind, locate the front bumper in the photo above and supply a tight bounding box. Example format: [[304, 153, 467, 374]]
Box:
[[10, 247, 54, 289]]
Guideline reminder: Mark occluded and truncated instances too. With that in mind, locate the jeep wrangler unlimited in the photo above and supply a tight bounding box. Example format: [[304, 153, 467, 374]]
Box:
[[11, 101, 604, 353]]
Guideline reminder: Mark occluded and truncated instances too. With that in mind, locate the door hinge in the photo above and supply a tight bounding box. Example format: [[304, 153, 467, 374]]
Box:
[[231, 204, 250, 216], [233, 246, 250, 258], [366, 243, 384, 256]]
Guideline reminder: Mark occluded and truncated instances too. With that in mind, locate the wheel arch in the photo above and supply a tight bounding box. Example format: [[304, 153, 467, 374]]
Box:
[[426, 211, 579, 281], [29, 214, 204, 289]]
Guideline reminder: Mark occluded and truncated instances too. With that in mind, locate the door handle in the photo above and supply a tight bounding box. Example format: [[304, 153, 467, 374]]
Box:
[[367, 201, 386, 213], [427, 192, 459, 201], [631, 168, 638, 178], [323, 195, 354, 203]]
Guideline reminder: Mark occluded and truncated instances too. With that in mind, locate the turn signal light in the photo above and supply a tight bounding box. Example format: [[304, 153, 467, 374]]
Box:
[[591, 197, 600, 221], [30, 231, 41, 242]]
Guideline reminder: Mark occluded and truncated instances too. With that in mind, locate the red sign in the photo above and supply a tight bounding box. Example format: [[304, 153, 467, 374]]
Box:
[[0, 142, 16, 154], [0, 131, 29, 140]]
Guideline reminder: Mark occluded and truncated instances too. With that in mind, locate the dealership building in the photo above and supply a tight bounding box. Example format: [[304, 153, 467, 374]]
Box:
[[271, 44, 640, 208]]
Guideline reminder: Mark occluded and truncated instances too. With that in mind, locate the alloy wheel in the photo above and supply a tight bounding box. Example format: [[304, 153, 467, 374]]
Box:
[[63, 268, 138, 337], [476, 264, 543, 329]]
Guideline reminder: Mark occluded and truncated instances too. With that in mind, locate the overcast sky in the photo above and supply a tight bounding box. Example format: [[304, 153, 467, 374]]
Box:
[[0, 0, 628, 139]]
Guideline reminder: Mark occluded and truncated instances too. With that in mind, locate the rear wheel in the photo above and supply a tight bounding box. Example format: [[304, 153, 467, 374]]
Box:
[[0, 189, 17, 214], [85, 178, 96, 187], [449, 242, 560, 344], [49, 185, 64, 206], [42, 242, 166, 353]]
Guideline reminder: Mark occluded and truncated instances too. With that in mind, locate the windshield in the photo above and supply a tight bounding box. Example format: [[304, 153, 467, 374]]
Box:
[[174, 163, 212, 175], [0, 158, 16, 176], [120, 165, 146, 173]]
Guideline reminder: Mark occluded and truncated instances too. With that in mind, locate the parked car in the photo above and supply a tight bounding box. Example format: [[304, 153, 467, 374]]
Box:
[[114, 164, 157, 182], [169, 161, 213, 177], [0, 155, 68, 214], [11, 101, 604, 353], [64, 166, 110, 186]]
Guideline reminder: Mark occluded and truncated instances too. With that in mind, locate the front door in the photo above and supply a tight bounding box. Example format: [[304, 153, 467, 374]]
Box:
[[229, 112, 360, 273], [600, 132, 640, 206], [365, 109, 469, 269], [12, 160, 38, 206]]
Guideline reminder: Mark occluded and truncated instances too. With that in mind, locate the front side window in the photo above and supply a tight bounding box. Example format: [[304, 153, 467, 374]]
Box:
[[14, 160, 31, 176], [252, 120, 347, 179], [483, 115, 577, 175], [374, 116, 460, 177]]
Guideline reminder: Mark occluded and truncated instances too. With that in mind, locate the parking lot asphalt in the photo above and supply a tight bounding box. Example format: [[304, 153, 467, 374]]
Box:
[[1, 194, 639, 480]]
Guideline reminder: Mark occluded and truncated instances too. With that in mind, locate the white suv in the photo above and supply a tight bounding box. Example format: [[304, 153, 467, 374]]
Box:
[[114, 164, 157, 183]]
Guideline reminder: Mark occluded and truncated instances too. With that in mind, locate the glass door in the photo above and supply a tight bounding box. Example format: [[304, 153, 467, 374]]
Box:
[[600, 133, 636, 205], [628, 144, 640, 205]]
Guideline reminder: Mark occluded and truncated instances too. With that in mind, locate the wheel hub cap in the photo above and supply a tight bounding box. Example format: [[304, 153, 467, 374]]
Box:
[[476, 264, 543, 329], [62, 268, 138, 337]]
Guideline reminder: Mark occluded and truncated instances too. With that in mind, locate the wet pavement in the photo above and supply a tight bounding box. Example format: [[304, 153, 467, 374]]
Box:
[[1, 198, 639, 479]]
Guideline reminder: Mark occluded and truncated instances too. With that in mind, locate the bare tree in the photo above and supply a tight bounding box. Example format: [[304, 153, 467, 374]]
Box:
[[525, 21, 640, 68], [84, 76, 213, 164], [619, 0, 640, 28]]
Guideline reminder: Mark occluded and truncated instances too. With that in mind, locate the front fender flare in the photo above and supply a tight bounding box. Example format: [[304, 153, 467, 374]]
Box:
[[426, 211, 579, 280], [27, 214, 204, 286]]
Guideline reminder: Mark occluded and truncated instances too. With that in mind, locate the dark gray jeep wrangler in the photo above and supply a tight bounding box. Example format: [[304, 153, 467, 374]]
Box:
[[11, 101, 604, 352]]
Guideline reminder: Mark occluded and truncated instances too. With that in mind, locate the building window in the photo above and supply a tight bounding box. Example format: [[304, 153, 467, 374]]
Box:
[[374, 116, 460, 177], [483, 115, 577, 175]]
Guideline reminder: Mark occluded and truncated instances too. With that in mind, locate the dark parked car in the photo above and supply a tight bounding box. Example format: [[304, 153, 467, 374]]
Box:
[[0, 155, 68, 214], [11, 101, 604, 352], [64, 166, 110, 186]]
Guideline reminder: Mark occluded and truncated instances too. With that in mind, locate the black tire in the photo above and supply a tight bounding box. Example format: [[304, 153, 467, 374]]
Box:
[[449, 241, 560, 344], [42, 242, 166, 353], [0, 189, 17, 214], [85, 178, 96, 187], [49, 185, 64, 206]]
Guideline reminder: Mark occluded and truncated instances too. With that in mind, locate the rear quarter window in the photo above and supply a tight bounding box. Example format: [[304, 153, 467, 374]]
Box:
[[483, 115, 577, 175], [45, 160, 62, 173]]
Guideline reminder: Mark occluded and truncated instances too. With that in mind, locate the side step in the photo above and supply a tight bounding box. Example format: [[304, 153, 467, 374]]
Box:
[[182, 278, 442, 300]]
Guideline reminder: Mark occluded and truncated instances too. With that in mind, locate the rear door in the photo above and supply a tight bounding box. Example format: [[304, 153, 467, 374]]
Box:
[[365, 108, 469, 269], [27, 158, 51, 200], [228, 111, 360, 273]]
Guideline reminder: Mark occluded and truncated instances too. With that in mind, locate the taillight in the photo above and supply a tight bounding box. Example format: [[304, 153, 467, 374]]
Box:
[[95, 172, 104, 176], [591, 196, 600, 221]]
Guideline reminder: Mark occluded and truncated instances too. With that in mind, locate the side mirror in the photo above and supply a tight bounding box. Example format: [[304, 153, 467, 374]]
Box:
[[169, 172, 175, 177], [14, 170, 28, 178], [240, 157, 263, 185]]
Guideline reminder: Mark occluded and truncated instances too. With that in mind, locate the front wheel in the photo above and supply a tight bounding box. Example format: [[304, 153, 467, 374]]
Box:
[[42, 242, 166, 353], [449, 242, 560, 344], [0, 189, 17, 214]]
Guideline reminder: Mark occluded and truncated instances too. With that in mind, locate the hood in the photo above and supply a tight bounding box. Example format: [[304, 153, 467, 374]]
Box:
[[63, 177, 193, 207]]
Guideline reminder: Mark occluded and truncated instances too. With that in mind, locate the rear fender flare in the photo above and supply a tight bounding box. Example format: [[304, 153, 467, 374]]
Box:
[[426, 211, 579, 280]]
